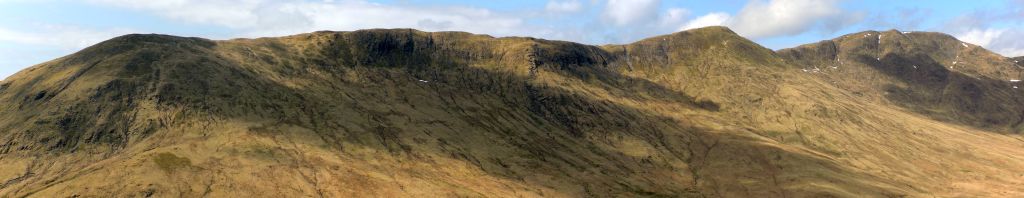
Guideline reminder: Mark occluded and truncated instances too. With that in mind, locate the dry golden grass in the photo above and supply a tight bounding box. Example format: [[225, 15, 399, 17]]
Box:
[[0, 27, 1023, 197]]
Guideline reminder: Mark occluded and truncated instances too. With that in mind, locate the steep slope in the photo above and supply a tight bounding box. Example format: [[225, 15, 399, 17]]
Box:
[[779, 30, 1024, 133], [2, 31, 696, 197], [1, 27, 1023, 197], [0, 28, 834, 197], [613, 28, 1024, 197]]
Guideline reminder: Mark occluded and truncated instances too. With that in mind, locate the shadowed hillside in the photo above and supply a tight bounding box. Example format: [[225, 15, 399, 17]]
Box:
[[2, 27, 1024, 197], [779, 30, 1024, 133]]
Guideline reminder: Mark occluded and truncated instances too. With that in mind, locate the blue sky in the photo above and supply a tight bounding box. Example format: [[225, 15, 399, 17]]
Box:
[[1, 0, 1023, 80]]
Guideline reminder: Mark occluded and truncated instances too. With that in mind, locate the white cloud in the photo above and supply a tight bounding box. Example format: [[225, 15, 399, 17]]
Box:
[[957, 28, 1005, 47], [942, 5, 1024, 57], [956, 28, 1024, 57], [88, 0, 273, 29], [679, 12, 730, 31], [293, 1, 525, 37], [659, 8, 690, 27], [731, 0, 846, 38], [88, 0, 529, 39], [685, 0, 852, 39], [546, 0, 583, 13], [604, 0, 661, 26], [0, 25, 132, 49]]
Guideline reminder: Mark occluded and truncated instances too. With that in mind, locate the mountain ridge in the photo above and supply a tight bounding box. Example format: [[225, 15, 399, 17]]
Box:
[[777, 28, 1024, 133], [2, 26, 1024, 197]]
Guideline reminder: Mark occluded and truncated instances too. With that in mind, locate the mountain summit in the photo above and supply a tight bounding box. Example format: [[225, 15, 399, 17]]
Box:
[[2, 27, 1024, 197]]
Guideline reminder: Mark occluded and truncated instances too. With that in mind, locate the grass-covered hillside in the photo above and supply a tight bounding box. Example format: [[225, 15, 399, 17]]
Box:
[[2, 27, 1024, 197]]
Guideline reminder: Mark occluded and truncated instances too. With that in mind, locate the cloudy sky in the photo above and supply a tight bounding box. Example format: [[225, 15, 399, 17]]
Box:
[[1, 0, 1023, 79]]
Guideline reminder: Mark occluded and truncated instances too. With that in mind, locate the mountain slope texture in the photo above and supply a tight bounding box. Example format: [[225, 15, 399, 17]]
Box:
[[2, 27, 1024, 197]]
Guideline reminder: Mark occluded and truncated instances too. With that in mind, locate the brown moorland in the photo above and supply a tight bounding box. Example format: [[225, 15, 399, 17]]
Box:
[[1, 27, 1023, 197]]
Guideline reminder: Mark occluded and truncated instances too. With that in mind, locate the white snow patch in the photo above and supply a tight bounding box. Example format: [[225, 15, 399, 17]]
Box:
[[913, 65, 918, 69], [1016, 86, 1019, 89], [1011, 79, 1021, 82], [878, 35, 882, 44], [877, 58, 881, 61], [902, 31, 911, 34], [961, 42, 969, 48], [418, 79, 429, 83]]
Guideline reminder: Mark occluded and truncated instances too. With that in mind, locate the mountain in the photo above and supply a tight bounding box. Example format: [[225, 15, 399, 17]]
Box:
[[778, 30, 1024, 133], [2, 27, 1024, 197]]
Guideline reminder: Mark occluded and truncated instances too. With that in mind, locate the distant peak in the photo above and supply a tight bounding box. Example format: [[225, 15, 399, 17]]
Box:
[[110, 33, 209, 43], [315, 28, 486, 37], [832, 29, 970, 46], [681, 26, 738, 35], [116, 33, 181, 39], [635, 26, 744, 44]]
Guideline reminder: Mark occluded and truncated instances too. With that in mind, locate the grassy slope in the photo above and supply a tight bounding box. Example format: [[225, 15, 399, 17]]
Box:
[[778, 30, 1024, 133], [0, 27, 1023, 197]]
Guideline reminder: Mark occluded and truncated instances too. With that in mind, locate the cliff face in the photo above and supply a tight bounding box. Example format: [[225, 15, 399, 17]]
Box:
[[2, 27, 1024, 197]]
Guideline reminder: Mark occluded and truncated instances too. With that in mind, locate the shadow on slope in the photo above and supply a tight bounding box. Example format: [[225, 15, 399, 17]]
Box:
[[855, 53, 1024, 133], [1, 30, 909, 197], [778, 30, 1024, 134]]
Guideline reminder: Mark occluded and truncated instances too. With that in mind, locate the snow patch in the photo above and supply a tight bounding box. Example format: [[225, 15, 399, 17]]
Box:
[[961, 42, 969, 48], [913, 65, 918, 69], [418, 79, 429, 83], [801, 67, 822, 73], [1011, 79, 1021, 82]]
